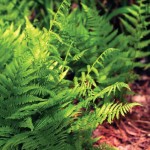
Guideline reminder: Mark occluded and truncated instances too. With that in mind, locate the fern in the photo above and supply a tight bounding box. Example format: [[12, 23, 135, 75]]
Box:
[[50, 0, 70, 30], [0, 0, 35, 26], [97, 102, 140, 124], [0, 18, 74, 149], [108, 0, 150, 61], [0, 0, 149, 149]]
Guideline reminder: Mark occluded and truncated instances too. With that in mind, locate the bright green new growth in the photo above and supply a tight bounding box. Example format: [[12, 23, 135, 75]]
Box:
[[0, 0, 149, 149]]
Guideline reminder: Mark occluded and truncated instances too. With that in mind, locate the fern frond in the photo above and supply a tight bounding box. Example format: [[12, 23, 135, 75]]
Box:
[[95, 102, 141, 124], [94, 82, 130, 100], [50, 0, 70, 30]]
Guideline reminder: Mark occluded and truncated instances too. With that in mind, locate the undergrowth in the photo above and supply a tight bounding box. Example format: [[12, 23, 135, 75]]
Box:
[[0, 0, 149, 149]]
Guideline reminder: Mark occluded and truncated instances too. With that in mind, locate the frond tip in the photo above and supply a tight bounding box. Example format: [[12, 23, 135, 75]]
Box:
[[96, 102, 141, 124], [94, 82, 131, 100]]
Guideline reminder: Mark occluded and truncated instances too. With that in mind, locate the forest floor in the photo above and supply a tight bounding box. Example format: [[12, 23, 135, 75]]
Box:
[[93, 75, 150, 150]]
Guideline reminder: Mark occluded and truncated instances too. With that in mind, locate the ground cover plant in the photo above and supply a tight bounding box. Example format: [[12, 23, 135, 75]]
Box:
[[0, 0, 149, 149]]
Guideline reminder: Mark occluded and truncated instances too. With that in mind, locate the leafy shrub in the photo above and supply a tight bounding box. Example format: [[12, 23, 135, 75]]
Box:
[[0, 0, 149, 149]]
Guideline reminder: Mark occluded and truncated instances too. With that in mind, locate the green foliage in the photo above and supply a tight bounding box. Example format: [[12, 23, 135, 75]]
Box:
[[0, 0, 149, 149], [0, 0, 35, 26], [108, 0, 150, 63], [99, 143, 118, 150]]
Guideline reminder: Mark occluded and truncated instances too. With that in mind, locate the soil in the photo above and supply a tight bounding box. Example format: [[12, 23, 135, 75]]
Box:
[[93, 75, 150, 150]]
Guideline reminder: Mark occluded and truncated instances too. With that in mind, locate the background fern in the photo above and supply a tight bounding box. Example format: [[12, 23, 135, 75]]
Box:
[[108, 0, 150, 65]]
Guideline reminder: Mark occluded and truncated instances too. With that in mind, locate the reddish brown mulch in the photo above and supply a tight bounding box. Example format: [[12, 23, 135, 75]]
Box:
[[93, 76, 150, 150]]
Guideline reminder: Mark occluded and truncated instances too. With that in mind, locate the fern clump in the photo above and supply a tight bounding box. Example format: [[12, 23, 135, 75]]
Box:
[[0, 0, 149, 149]]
